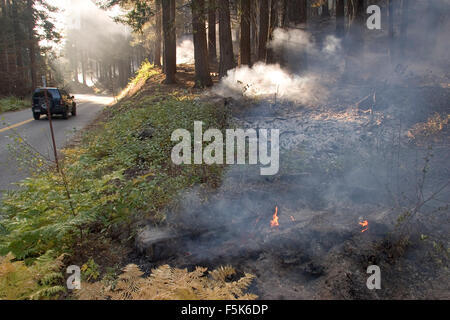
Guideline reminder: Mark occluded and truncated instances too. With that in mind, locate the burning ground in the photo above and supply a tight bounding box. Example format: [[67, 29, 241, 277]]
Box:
[[133, 78, 450, 299]]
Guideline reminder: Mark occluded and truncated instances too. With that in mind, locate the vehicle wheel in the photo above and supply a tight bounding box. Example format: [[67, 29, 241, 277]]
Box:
[[62, 109, 69, 120], [71, 105, 77, 116], [33, 113, 40, 120]]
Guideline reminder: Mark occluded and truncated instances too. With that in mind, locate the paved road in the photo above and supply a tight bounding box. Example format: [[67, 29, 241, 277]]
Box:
[[0, 94, 114, 198]]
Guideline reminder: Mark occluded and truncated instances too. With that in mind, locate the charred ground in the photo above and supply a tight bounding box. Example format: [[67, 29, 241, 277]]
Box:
[[130, 65, 449, 299]]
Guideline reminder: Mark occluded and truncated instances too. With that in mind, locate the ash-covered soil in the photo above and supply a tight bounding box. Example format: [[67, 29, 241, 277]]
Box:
[[132, 84, 449, 300]]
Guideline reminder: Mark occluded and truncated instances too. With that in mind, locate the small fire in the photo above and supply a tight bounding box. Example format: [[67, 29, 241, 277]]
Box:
[[271, 206, 280, 227], [359, 220, 369, 233]]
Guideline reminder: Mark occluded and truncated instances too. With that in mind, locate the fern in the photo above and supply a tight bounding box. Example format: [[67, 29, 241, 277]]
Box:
[[0, 253, 36, 300], [0, 251, 66, 300], [77, 264, 257, 300], [114, 264, 145, 300], [76, 281, 107, 300], [30, 286, 66, 300]]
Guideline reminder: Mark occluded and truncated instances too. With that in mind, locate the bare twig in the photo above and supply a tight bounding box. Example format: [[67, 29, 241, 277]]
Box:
[[44, 89, 60, 171]]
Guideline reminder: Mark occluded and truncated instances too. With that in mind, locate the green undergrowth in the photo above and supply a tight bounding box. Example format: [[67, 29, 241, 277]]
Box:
[[0, 96, 29, 114], [0, 65, 226, 299], [118, 60, 160, 99]]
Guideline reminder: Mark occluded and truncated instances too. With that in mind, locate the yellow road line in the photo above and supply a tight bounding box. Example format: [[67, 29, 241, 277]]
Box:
[[0, 118, 34, 134]]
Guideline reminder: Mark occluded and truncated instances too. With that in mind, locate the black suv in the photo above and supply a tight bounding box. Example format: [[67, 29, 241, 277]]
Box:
[[32, 87, 77, 120]]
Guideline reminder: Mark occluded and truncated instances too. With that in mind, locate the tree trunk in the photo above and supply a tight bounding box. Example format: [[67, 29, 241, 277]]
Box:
[[154, 0, 162, 67], [278, 0, 289, 66], [266, 0, 278, 64], [348, 0, 365, 46], [336, 0, 345, 37], [118, 60, 124, 87], [73, 48, 79, 83], [345, 0, 365, 75], [388, 0, 394, 61], [1, 0, 10, 95], [12, 0, 23, 90], [280, 0, 288, 27], [285, 0, 307, 25], [288, 0, 307, 71], [27, 0, 37, 90], [109, 64, 114, 94], [239, 0, 251, 66], [399, 0, 409, 55], [218, 0, 235, 78], [321, 1, 330, 17], [251, 1, 258, 60], [81, 51, 87, 86], [99, 62, 105, 83], [258, 0, 269, 61], [208, 0, 217, 64], [162, 0, 176, 83], [348, 0, 354, 28], [192, 0, 213, 87], [298, 0, 307, 25]]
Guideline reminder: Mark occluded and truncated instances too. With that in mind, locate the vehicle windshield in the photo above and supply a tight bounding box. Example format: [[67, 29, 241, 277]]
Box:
[[33, 89, 61, 99]]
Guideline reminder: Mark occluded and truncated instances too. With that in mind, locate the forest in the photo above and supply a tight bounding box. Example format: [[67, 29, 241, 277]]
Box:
[[2, 0, 437, 96], [0, 0, 449, 302]]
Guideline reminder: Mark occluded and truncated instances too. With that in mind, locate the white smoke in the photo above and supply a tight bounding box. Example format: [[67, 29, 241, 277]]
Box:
[[213, 62, 325, 105], [269, 28, 318, 55], [323, 35, 342, 55], [213, 29, 341, 105], [269, 28, 341, 56], [177, 38, 195, 65]]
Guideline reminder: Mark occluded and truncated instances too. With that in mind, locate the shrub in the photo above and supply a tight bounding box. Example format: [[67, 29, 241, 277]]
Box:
[[0, 251, 65, 300], [0, 97, 29, 114], [77, 264, 257, 300]]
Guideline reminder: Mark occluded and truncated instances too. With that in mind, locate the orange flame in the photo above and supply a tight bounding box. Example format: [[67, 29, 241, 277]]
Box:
[[271, 206, 280, 227], [359, 220, 369, 233]]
